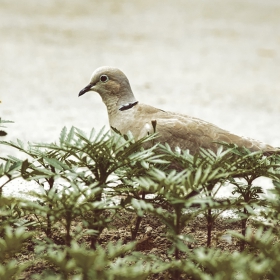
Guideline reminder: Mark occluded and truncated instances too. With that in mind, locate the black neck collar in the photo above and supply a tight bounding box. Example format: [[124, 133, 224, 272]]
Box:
[[119, 101, 138, 111]]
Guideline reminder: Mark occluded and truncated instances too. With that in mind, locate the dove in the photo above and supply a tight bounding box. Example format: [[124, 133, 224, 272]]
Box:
[[79, 66, 277, 155]]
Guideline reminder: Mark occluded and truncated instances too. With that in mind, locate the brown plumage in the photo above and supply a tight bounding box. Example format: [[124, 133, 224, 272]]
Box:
[[79, 66, 278, 155]]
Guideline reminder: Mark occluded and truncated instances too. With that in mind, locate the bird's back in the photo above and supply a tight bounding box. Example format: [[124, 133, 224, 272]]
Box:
[[113, 103, 276, 155]]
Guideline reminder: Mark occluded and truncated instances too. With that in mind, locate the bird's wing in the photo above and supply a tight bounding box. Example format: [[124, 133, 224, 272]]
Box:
[[130, 104, 275, 154]]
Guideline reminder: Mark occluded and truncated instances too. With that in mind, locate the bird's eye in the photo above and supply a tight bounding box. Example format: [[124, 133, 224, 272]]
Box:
[[100, 75, 109, 83]]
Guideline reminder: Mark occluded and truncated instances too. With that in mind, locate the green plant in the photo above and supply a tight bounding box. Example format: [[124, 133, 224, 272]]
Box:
[[0, 127, 280, 279]]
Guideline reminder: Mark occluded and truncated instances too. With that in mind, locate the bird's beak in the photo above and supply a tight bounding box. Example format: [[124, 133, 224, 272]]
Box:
[[78, 83, 94, 97]]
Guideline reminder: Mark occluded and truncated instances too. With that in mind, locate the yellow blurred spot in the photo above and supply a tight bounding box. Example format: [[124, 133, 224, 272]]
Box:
[[257, 48, 276, 58]]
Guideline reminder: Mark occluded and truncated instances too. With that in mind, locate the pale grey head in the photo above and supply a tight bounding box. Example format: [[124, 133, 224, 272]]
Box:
[[79, 66, 137, 111]]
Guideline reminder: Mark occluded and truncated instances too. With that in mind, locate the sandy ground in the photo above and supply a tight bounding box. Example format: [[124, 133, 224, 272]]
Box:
[[1, 0, 280, 197]]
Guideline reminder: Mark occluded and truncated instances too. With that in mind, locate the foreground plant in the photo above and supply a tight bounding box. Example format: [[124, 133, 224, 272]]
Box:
[[0, 127, 280, 279]]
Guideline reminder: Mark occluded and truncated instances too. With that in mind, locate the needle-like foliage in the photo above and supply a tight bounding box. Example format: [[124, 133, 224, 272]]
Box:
[[0, 126, 280, 279]]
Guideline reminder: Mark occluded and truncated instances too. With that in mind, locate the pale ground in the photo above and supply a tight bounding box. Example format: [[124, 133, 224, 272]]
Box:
[[1, 0, 280, 198]]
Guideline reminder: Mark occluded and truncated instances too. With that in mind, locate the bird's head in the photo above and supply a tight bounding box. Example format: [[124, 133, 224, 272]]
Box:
[[79, 66, 137, 111]]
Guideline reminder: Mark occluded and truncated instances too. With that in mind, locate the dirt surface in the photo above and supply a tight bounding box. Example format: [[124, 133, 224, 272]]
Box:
[[20, 211, 243, 279]]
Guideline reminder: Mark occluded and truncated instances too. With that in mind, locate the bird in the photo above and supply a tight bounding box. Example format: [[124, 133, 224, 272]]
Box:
[[78, 66, 277, 155]]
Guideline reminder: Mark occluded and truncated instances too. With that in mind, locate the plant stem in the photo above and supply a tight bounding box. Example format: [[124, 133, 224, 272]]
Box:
[[65, 212, 72, 247], [131, 216, 142, 241], [45, 175, 55, 239], [175, 205, 183, 260], [240, 208, 248, 251], [172, 206, 182, 280], [131, 192, 145, 240], [206, 208, 213, 247]]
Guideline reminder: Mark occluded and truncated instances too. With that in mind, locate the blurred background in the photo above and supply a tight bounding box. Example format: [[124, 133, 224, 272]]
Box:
[[1, 0, 280, 156]]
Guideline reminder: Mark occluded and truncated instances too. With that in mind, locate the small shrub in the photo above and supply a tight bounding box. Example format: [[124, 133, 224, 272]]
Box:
[[0, 126, 280, 279]]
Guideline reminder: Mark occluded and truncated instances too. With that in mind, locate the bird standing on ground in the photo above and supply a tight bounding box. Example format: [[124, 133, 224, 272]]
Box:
[[79, 66, 277, 155]]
